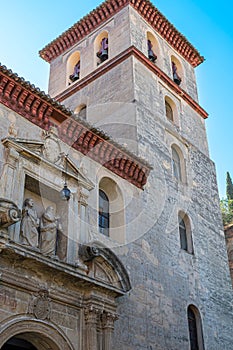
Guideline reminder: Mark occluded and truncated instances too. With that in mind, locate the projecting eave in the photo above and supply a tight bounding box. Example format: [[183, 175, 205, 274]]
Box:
[[39, 0, 204, 68], [0, 63, 152, 190]]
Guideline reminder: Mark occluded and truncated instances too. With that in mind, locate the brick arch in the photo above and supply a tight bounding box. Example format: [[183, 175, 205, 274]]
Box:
[[0, 317, 75, 350]]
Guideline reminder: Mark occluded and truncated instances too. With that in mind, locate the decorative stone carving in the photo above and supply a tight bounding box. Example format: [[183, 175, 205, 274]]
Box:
[[8, 123, 18, 138], [40, 206, 62, 257], [0, 198, 21, 228], [28, 289, 51, 320], [101, 312, 118, 330], [20, 198, 39, 248], [42, 127, 62, 164], [79, 245, 100, 261]]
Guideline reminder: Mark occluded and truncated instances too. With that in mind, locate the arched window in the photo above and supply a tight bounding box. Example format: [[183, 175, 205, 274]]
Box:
[[171, 56, 182, 86], [99, 189, 110, 236], [74, 104, 87, 120], [178, 213, 193, 254], [172, 147, 181, 181], [95, 31, 109, 65], [188, 305, 205, 350], [179, 216, 187, 251], [165, 100, 173, 121], [98, 177, 125, 242], [69, 61, 80, 83], [147, 32, 158, 63], [78, 106, 87, 119], [67, 51, 81, 85]]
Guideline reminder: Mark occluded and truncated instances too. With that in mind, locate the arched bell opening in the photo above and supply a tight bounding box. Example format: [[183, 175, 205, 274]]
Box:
[[146, 31, 159, 64], [67, 51, 81, 85], [94, 31, 109, 66]]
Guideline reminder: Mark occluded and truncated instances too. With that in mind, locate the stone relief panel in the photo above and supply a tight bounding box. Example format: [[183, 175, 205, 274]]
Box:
[[28, 289, 51, 320]]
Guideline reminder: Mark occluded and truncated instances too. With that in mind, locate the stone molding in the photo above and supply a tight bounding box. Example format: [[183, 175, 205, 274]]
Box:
[[39, 0, 203, 67], [56, 46, 208, 120], [0, 199, 21, 228]]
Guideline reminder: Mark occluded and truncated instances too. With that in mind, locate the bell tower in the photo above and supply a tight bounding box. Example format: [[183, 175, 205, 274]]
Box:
[[39, 1, 233, 349], [40, 0, 208, 156]]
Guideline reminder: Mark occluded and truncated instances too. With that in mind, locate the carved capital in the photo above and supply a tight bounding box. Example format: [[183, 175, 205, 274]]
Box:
[[101, 312, 118, 329], [84, 305, 101, 325], [0, 198, 21, 228]]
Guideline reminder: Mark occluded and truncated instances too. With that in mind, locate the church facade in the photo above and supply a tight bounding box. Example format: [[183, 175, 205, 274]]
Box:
[[0, 1, 233, 349]]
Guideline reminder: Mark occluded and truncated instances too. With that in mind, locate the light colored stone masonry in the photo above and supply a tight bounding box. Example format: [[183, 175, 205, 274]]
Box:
[[48, 6, 198, 102], [46, 4, 233, 349], [1, 3, 233, 350]]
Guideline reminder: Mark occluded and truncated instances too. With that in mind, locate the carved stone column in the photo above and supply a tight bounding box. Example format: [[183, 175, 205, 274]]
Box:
[[102, 312, 118, 350], [84, 307, 99, 350]]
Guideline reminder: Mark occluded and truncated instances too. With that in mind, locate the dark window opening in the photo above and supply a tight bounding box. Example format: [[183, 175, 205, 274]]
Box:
[[97, 37, 108, 63], [172, 61, 182, 86], [179, 217, 188, 251], [188, 307, 199, 350], [2, 338, 37, 350], [69, 60, 80, 83], [147, 39, 157, 63], [99, 189, 109, 236]]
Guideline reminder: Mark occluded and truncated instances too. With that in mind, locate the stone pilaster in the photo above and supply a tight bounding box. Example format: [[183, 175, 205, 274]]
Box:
[[101, 312, 118, 350], [84, 307, 100, 350]]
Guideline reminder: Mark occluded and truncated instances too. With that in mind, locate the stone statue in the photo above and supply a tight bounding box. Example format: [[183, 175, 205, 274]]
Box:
[[40, 206, 61, 257], [20, 198, 39, 248]]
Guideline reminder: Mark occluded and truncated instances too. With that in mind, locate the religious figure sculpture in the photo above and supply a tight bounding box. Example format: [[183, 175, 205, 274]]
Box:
[[20, 198, 39, 248], [40, 206, 61, 257]]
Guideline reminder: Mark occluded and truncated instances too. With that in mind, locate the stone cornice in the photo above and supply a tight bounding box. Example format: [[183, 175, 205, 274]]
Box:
[[39, 0, 203, 67], [0, 63, 151, 190], [56, 46, 208, 119]]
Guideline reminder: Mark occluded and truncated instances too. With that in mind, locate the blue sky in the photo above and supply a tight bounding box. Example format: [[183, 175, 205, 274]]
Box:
[[0, 0, 232, 198]]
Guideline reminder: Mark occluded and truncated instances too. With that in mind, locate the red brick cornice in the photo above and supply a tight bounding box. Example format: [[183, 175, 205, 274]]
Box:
[[0, 63, 151, 189], [55, 46, 208, 120], [39, 0, 203, 68]]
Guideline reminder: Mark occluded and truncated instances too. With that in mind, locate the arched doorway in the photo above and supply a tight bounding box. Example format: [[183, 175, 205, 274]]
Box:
[[2, 337, 37, 350], [0, 318, 74, 350]]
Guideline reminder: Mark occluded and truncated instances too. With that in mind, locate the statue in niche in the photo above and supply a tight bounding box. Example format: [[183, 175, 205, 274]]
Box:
[[20, 198, 39, 248], [40, 206, 62, 257]]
